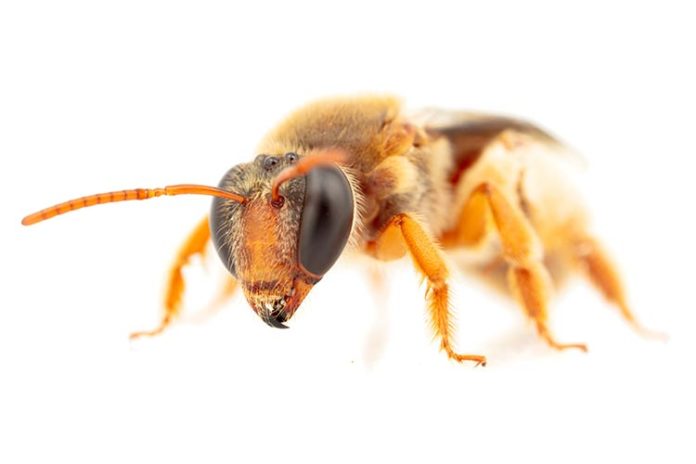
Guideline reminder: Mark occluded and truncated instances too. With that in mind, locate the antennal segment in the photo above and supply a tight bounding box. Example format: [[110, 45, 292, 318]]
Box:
[[22, 184, 246, 226]]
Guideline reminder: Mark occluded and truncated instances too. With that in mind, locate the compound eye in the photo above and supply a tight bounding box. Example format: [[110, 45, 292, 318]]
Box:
[[210, 203, 237, 278], [298, 166, 354, 276], [210, 171, 244, 278]]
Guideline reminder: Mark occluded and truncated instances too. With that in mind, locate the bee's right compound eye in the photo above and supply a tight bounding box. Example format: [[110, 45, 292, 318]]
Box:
[[297, 166, 354, 276]]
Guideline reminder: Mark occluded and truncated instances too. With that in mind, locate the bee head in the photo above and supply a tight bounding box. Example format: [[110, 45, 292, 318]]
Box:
[[210, 150, 354, 328], [21, 145, 353, 330]]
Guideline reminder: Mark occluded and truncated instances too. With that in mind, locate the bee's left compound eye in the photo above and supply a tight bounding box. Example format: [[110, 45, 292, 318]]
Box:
[[298, 166, 354, 276]]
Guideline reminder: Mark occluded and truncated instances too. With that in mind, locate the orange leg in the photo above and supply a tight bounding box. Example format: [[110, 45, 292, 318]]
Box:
[[209, 275, 239, 310], [466, 183, 587, 352], [368, 214, 487, 366], [188, 274, 239, 325], [574, 237, 666, 340], [440, 185, 491, 248], [130, 216, 215, 339]]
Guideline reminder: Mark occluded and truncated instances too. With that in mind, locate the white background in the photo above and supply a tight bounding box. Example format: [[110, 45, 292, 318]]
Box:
[[1, 1, 695, 463]]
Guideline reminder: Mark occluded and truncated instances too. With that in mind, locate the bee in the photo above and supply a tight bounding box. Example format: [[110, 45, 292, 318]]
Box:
[[22, 95, 661, 366]]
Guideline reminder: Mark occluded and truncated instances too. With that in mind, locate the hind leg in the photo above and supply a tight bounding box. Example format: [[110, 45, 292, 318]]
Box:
[[574, 236, 666, 339], [129, 216, 232, 339]]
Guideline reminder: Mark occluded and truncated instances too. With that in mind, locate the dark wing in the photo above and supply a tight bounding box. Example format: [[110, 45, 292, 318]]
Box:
[[412, 109, 581, 184]]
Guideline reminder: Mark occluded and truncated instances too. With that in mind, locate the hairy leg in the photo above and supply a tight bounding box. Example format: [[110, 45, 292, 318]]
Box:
[[368, 213, 487, 366], [574, 236, 666, 339]]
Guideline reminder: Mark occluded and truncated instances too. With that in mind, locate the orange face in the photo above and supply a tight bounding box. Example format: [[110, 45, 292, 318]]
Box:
[[210, 152, 354, 328], [235, 198, 319, 328]]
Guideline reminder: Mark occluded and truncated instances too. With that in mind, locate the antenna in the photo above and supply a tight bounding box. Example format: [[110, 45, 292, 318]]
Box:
[[22, 184, 247, 226]]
